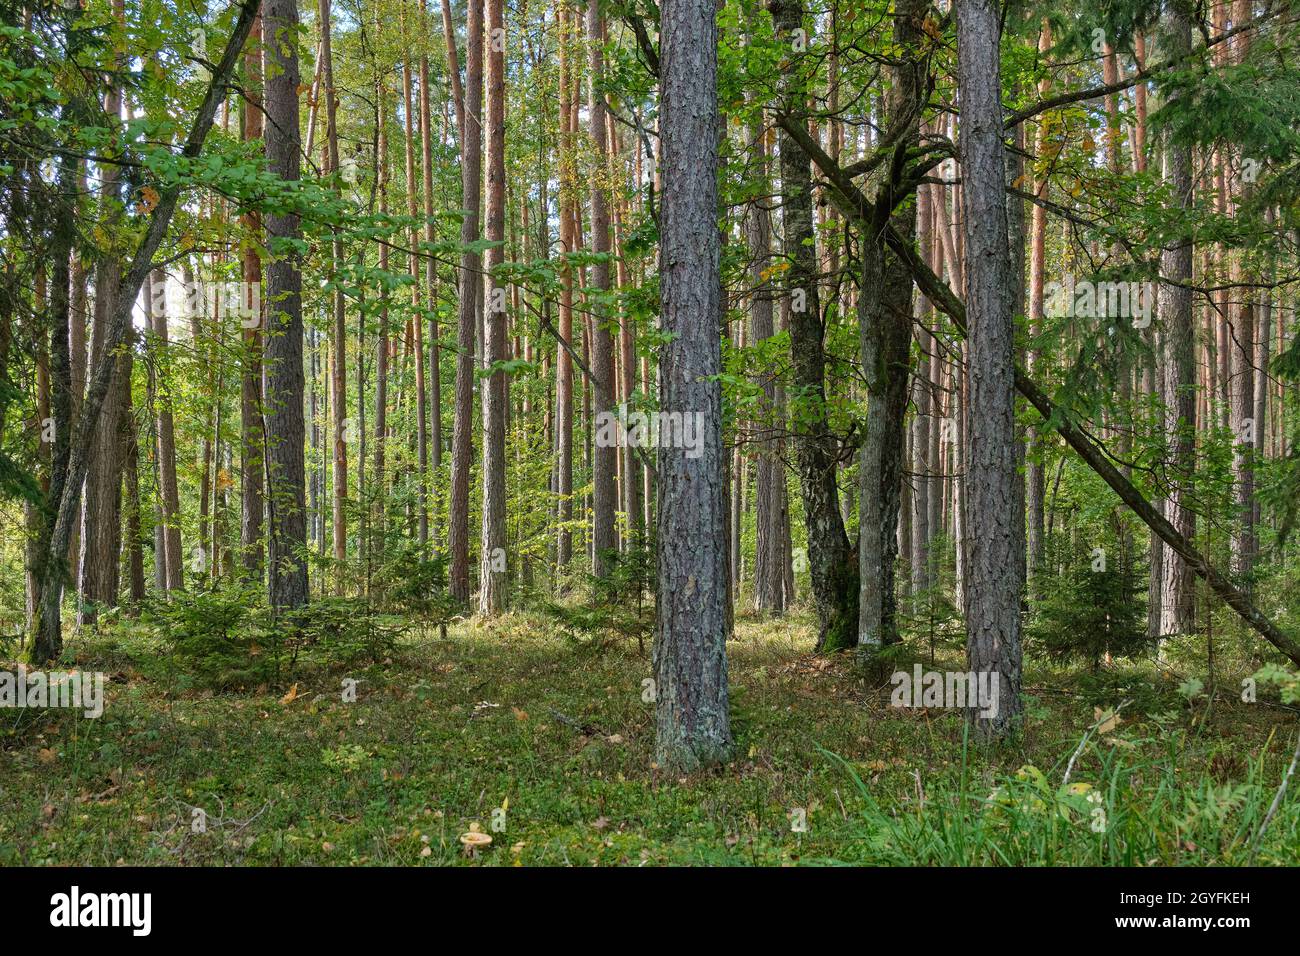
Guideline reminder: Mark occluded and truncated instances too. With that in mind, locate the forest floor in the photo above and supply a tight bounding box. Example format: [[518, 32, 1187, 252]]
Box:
[[2, 609, 1298, 865]]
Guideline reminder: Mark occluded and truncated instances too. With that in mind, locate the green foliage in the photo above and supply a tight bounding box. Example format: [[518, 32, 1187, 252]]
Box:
[[141, 587, 411, 690], [280, 597, 410, 669], [543, 542, 654, 653], [371, 546, 457, 622], [141, 585, 281, 691], [1028, 531, 1151, 668], [823, 721, 1299, 866]]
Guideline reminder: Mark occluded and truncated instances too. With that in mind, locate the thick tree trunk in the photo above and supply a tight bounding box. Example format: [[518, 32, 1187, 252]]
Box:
[[240, 7, 265, 577], [957, 0, 1022, 739], [854, 0, 923, 647], [264, 0, 309, 609], [654, 0, 732, 772]]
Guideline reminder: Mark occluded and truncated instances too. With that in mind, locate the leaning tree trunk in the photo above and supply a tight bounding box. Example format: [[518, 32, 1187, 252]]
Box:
[[32, 0, 261, 661], [653, 0, 733, 773]]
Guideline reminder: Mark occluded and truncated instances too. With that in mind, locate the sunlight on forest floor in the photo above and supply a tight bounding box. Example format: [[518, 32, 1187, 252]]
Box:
[[2, 611, 1297, 865]]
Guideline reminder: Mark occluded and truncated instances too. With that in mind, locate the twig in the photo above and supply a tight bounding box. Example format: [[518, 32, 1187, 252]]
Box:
[[1252, 727, 1300, 856], [1062, 700, 1131, 787]]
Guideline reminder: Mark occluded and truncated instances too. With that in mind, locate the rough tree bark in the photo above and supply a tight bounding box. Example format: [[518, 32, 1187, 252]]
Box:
[[654, 0, 733, 773], [264, 0, 309, 609], [449, 0, 483, 604], [239, 5, 265, 577], [478, 0, 508, 614], [1158, 3, 1196, 636], [587, 0, 617, 577], [320, 0, 348, 589], [957, 0, 1022, 739]]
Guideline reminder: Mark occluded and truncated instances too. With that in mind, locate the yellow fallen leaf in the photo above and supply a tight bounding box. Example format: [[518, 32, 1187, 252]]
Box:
[[280, 683, 301, 705], [1093, 707, 1121, 734]]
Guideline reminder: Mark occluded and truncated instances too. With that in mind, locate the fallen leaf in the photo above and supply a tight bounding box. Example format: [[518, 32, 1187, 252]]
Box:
[[1093, 707, 1122, 734]]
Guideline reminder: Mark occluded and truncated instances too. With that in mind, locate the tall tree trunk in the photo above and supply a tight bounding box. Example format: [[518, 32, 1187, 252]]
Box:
[[911, 183, 932, 598], [478, 0, 508, 614], [401, 32, 429, 551], [240, 5, 265, 577], [449, 0, 484, 604], [147, 270, 184, 590], [420, 0, 442, 530], [1025, 20, 1050, 595], [1158, 4, 1196, 637], [319, 0, 348, 589], [373, 26, 390, 536], [554, 0, 577, 581], [264, 0, 309, 609], [957, 0, 1022, 738], [771, 0, 857, 652], [586, 0, 617, 576], [747, 103, 783, 614], [854, 0, 923, 647], [654, 0, 732, 772], [79, 0, 129, 626]]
